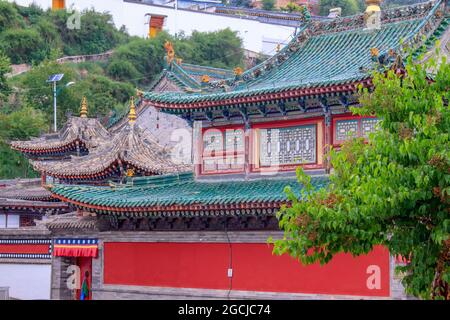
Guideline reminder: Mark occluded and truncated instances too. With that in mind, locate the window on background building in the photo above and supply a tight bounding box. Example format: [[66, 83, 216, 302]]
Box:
[[0, 214, 20, 228], [252, 119, 324, 172], [0, 214, 5, 228], [52, 0, 65, 10], [202, 128, 245, 174], [259, 124, 317, 167], [333, 117, 381, 146], [7, 215, 19, 228]]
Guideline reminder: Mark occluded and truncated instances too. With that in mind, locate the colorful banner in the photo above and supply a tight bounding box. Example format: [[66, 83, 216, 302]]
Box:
[[54, 239, 98, 258]]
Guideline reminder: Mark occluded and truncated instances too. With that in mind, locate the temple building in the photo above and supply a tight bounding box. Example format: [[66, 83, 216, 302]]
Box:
[[10, 98, 111, 160], [37, 0, 449, 300], [31, 98, 191, 185], [0, 0, 448, 300]]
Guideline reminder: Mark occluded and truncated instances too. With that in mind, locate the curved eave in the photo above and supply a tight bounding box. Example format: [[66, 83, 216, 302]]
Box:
[[10, 138, 85, 155], [51, 192, 285, 216], [145, 79, 371, 113]]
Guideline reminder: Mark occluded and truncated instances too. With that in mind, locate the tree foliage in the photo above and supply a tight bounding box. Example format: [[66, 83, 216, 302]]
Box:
[[0, 2, 130, 64], [280, 2, 307, 13], [0, 107, 47, 179], [0, 50, 11, 101], [319, 0, 363, 16], [0, 28, 48, 64], [262, 0, 276, 11], [271, 53, 450, 299], [179, 29, 244, 69], [20, 59, 133, 126], [106, 29, 244, 85]]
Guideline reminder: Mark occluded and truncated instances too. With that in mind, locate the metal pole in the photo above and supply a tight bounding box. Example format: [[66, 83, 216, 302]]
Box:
[[53, 81, 57, 132]]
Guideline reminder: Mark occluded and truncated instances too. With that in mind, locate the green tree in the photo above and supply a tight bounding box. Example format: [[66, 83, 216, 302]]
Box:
[[0, 28, 48, 64], [271, 54, 450, 299], [107, 37, 165, 85], [280, 2, 306, 13], [0, 107, 47, 179], [20, 59, 77, 120], [319, 0, 361, 16], [178, 29, 244, 69], [0, 50, 11, 101], [0, 0, 25, 32], [262, 0, 276, 11], [50, 9, 129, 56]]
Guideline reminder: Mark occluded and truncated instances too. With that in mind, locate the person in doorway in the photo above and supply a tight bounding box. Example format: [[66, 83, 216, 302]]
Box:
[[80, 270, 90, 300]]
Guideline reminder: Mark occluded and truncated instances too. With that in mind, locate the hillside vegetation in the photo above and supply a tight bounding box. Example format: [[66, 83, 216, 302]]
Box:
[[0, 1, 244, 179]]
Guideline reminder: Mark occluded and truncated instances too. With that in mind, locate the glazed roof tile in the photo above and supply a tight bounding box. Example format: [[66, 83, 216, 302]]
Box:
[[50, 172, 329, 216], [149, 60, 234, 93]]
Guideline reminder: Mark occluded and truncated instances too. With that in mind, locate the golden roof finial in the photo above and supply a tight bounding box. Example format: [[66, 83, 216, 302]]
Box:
[[128, 96, 137, 124], [201, 75, 210, 83], [365, 0, 381, 13], [80, 96, 88, 118], [234, 66, 243, 77], [370, 47, 379, 57], [164, 41, 175, 65]]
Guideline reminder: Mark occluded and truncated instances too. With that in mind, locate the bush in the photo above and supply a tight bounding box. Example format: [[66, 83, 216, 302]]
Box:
[[106, 60, 140, 84], [319, 0, 362, 16], [0, 28, 48, 64], [107, 36, 166, 85], [50, 9, 129, 56], [262, 0, 276, 11], [0, 1, 25, 32]]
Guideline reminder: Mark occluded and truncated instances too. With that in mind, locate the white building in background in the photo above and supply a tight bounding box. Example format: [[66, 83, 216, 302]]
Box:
[[8, 0, 314, 55]]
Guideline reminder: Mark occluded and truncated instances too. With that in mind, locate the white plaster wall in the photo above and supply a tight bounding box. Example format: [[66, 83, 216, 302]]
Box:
[[9, 0, 295, 54], [0, 263, 51, 300]]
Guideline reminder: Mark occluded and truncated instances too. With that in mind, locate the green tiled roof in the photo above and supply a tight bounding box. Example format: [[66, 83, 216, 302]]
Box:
[[149, 61, 234, 93], [51, 172, 329, 216], [143, 1, 449, 106]]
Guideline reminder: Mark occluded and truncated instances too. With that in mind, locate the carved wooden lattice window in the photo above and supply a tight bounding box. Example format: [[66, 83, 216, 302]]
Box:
[[259, 125, 316, 166], [202, 128, 244, 173], [334, 117, 380, 144]]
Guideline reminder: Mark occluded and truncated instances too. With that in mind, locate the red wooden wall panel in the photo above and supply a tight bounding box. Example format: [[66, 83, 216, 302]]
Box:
[[232, 244, 390, 296], [103, 242, 390, 297], [104, 242, 230, 290]]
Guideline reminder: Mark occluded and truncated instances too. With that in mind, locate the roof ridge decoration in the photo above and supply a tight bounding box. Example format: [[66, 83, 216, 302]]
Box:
[[128, 96, 137, 125], [80, 96, 88, 118], [31, 119, 192, 180], [10, 105, 112, 157]]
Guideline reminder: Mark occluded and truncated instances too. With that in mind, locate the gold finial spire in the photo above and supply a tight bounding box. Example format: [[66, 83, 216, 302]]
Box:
[[164, 41, 175, 65], [365, 0, 381, 13], [80, 96, 88, 118], [128, 96, 137, 124]]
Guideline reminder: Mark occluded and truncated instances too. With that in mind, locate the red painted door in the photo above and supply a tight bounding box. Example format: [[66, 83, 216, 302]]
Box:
[[76, 257, 92, 300]]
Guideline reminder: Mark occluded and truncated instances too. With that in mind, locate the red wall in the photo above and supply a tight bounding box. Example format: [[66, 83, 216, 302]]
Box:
[[0, 244, 50, 254], [103, 242, 390, 297]]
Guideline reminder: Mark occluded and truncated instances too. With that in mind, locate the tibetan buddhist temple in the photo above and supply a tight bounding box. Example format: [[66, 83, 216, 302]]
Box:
[[0, 0, 448, 300], [10, 98, 111, 160], [31, 98, 192, 184]]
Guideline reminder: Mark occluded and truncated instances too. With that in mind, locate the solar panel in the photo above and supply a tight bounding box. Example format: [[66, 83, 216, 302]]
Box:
[[47, 74, 64, 82]]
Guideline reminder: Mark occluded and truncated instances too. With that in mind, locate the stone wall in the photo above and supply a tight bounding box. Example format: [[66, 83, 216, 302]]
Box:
[[51, 256, 76, 300]]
